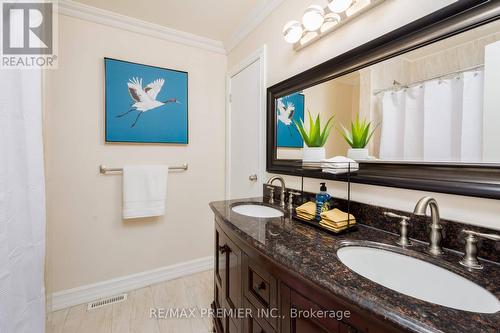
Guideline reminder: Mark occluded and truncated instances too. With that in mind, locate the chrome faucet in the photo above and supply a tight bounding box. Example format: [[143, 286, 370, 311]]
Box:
[[413, 197, 443, 255], [267, 176, 286, 209]]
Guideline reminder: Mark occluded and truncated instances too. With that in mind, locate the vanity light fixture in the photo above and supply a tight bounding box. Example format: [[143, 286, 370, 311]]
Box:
[[283, 0, 385, 50]]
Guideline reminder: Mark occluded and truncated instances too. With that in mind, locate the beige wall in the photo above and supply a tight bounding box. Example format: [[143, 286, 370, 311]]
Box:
[[228, 0, 500, 230], [44, 15, 226, 293], [228, 0, 457, 85], [303, 81, 358, 157]]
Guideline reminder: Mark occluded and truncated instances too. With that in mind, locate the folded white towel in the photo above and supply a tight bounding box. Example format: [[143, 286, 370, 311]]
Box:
[[122, 165, 168, 219], [322, 167, 358, 174], [320, 156, 359, 170], [321, 156, 359, 174]]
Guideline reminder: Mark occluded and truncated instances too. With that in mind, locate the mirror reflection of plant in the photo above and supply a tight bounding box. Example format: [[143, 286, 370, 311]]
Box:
[[293, 111, 334, 147], [339, 114, 379, 148]]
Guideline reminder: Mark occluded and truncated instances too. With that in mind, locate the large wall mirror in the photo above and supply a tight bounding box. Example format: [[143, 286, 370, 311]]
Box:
[[267, 0, 500, 199]]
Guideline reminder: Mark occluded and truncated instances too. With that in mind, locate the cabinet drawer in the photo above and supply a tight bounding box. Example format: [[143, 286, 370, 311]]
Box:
[[281, 284, 341, 333], [243, 255, 278, 330], [250, 270, 270, 305], [244, 299, 276, 333]]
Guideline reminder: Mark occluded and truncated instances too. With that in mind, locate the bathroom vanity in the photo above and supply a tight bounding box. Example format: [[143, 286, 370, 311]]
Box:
[[210, 2, 500, 332], [209, 197, 500, 333]]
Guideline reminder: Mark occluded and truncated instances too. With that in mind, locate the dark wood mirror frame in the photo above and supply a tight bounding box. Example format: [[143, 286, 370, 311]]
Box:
[[267, 0, 500, 199]]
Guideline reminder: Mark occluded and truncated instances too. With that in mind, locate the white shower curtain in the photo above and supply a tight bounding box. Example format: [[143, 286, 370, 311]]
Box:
[[0, 70, 46, 333], [379, 70, 484, 162]]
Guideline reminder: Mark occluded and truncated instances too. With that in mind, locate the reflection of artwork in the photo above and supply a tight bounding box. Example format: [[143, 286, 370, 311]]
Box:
[[276, 92, 304, 148], [105, 58, 188, 143]]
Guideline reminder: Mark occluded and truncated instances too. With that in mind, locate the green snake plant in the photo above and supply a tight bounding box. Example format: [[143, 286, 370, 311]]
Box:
[[293, 111, 334, 147], [340, 114, 378, 149]]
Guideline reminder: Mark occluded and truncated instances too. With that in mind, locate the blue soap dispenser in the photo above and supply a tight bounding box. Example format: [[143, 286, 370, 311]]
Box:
[[315, 182, 331, 221]]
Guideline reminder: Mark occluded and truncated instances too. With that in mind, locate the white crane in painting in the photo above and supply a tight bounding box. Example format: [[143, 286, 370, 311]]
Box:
[[277, 98, 296, 137], [116, 77, 179, 127], [277, 99, 295, 126]]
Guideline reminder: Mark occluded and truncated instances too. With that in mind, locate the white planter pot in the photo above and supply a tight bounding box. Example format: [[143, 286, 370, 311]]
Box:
[[347, 148, 369, 160], [302, 147, 326, 162]]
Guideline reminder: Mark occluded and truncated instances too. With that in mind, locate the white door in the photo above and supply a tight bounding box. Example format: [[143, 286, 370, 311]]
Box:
[[228, 52, 265, 199]]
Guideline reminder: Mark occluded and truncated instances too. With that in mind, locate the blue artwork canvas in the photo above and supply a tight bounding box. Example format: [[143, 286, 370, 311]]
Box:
[[105, 58, 188, 143], [276, 92, 304, 148]]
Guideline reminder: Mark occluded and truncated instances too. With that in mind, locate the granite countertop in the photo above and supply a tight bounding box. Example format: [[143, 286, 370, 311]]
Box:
[[209, 198, 500, 333]]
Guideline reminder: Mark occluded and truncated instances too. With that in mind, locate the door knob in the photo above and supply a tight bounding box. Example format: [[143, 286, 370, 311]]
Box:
[[249, 174, 258, 181]]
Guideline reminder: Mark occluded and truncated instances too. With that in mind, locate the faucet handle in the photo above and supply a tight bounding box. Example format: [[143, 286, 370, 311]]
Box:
[[384, 212, 412, 247], [459, 229, 500, 270], [462, 229, 500, 241], [287, 191, 302, 210], [383, 212, 410, 220]]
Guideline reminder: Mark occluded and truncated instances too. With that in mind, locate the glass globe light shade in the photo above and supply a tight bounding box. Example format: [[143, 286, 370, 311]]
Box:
[[302, 5, 324, 31], [328, 0, 353, 13], [321, 13, 341, 33], [283, 20, 303, 44]]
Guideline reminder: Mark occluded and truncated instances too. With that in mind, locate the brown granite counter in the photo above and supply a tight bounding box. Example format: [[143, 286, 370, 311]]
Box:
[[210, 198, 500, 333]]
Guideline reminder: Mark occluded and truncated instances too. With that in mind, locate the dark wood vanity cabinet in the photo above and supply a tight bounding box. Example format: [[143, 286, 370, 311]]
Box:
[[214, 224, 243, 333], [213, 219, 405, 333]]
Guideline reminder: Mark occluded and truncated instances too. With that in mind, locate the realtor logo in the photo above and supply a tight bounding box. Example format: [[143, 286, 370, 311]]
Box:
[[1, 1, 57, 68]]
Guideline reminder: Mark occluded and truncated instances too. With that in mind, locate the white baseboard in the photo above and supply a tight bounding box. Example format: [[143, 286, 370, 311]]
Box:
[[51, 256, 213, 311]]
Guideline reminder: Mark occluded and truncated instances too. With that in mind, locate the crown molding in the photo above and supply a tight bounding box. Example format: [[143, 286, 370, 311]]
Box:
[[57, 0, 226, 55], [225, 0, 285, 53]]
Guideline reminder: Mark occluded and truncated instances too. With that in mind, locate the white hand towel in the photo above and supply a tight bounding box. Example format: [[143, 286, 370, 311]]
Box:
[[123, 165, 168, 219], [321, 156, 359, 174], [320, 156, 359, 169]]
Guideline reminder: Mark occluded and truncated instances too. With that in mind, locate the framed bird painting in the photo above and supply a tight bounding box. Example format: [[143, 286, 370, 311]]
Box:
[[276, 92, 304, 148], [104, 58, 188, 143]]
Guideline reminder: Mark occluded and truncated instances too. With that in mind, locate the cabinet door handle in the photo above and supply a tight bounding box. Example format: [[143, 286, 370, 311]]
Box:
[[254, 281, 266, 291], [218, 245, 230, 254]]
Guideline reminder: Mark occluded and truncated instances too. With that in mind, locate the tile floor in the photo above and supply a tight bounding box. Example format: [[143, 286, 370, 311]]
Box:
[[47, 270, 214, 333]]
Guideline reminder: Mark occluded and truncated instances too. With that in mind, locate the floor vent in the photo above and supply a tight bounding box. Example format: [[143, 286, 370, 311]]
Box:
[[87, 294, 127, 310]]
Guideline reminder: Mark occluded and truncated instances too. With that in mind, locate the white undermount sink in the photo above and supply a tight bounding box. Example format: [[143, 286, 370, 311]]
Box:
[[231, 204, 284, 218], [337, 245, 500, 314]]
